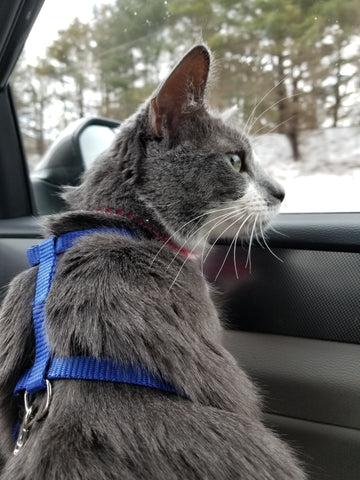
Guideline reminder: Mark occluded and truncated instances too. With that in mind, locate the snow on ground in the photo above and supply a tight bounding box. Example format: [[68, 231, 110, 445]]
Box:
[[252, 127, 360, 213]]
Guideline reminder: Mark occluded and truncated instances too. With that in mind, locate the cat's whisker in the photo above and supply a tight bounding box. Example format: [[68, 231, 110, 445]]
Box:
[[185, 207, 246, 250], [202, 214, 241, 267], [194, 210, 241, 271], [203, 213, 252, 266], [232, 220, 244, 280], [269, 226, 288, 238], [252, 114, 297, 137], [246, 90, 299, 135], [243, 76, 288, 137], [169, 211, 243, 290], [247, 92, 303, 136], [214, 235, 237, 282], [244, 219, 255, 272], [166, 209, 241, 271], [197, 207, 246, 267], [168, 226, 221, 291], [260, 221, 284, 263], [200, 229, 211, 276], [254, 231, 264, 249], [194, 209, 243, 266], [245, 214, 259, 272], [168, 204, 249, 271], [168, 207, 245, 267], [150, 205, 240, 266], [214, 214, 252, 282], [199, 210, 242, 273]]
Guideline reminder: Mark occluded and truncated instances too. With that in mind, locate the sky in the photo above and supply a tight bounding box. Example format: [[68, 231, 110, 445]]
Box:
[[24, 0, 111, 63]]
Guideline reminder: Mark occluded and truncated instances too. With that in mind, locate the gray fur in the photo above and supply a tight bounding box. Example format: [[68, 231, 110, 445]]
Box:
[[0, 45, 305, 479]]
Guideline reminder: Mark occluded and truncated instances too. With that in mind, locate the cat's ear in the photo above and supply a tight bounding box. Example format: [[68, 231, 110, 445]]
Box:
[[149, 45, 210, 137]]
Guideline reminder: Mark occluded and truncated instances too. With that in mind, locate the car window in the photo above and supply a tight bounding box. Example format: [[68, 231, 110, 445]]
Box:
[[11, 0, 360, 213], [79, 125, 117, 168]]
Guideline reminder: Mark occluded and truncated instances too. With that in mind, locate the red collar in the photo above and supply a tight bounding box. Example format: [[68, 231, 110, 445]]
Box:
[[97, 208, 193, 258]]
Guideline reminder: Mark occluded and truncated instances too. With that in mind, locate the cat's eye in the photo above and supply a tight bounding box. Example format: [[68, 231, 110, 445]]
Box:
[[227, 153, 243, 172]]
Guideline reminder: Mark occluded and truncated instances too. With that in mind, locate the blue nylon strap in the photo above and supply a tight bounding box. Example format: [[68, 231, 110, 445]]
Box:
[[16, 237, 57, 394], [16, 229, 136, 396], [27, 228, 135, 267], [15, 228, 180, 398], [48, 357, 177, 394]]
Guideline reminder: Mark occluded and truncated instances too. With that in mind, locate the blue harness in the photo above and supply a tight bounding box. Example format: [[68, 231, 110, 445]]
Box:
[[14, 228, 178, 397]]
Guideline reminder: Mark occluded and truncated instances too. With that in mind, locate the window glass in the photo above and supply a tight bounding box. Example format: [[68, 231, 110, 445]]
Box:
[[11, 0, 360, 213], [79, 125, 117, 169]]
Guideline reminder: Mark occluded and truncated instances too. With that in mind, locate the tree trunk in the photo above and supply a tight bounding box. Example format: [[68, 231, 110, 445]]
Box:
[[288, 75, 300, 160], [102, 82, 110, 117], [77, 79, 84, 118], [332, 48, 342, 128], [276, 53, 300, 161], [35, 91, 45, 156], [276, 53, 288, 135]]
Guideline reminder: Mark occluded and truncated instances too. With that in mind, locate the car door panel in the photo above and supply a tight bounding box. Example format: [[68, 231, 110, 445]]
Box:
[[203, 212, 360, 480], [223, 331, 360, 430], [0, 217, 41, 302], [1, 212, 359, 480], [209, 246, 360, 344], [266, 414, 360, 480]]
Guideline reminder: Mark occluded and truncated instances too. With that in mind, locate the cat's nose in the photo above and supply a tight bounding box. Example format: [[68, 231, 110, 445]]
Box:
[[267, 183, 285, 204], [271, 185, 285, 203], [260, 177, 285, 205]]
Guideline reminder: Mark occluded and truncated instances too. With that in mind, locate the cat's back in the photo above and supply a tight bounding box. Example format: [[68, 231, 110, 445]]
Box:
[[45, 229, 217, 357]]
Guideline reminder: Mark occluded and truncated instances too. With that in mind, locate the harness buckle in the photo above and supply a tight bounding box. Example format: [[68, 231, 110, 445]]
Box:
[[13, 380, 52, 456]]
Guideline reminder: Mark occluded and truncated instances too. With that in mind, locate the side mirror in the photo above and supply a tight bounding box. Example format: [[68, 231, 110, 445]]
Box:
[[30, 117, 119, 215]]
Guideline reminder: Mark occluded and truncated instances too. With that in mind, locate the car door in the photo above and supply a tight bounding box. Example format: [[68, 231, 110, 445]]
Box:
[[204, 213, 360, 480], [0, 0, 45, 303], [1, 1, 360, 480], [0, 0, 45, 298]]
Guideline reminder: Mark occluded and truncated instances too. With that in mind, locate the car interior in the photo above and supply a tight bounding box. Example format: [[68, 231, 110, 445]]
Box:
[[0, 1, 359, 479]]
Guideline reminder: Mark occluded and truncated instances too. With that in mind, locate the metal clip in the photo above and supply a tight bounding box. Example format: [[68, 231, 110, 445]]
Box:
[[13, 403, 33, 456], [13, 380, 52, 456]]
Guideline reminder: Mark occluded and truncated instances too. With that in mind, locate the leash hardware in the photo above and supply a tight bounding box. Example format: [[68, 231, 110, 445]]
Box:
[[13, 402, 33, 456], [13, 380, 52, 456], [33, 379, 52, 422]]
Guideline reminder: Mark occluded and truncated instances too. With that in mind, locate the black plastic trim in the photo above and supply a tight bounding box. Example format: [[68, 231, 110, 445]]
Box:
[[1, 212, 358, 246], [216, 213, 360, 253], [0, 87, 34, 218], [0, 216, 43, 238], [0, 0, 45, 89]]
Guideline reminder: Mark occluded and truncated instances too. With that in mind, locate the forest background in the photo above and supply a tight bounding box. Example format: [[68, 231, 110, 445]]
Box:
[[11, 0, 360, 163]]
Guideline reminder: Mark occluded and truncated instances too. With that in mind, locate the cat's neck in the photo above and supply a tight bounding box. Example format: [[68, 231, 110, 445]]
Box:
[[44, 209, 198, 260], [96, 207, 194, 258], [46, 199, 166, 237]]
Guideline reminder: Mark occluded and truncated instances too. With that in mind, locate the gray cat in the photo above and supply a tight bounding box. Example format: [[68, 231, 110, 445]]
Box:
[[0, 45, 306, 479]]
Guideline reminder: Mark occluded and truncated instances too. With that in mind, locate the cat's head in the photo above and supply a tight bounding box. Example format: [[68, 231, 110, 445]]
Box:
[[64, 45, 284, 251]]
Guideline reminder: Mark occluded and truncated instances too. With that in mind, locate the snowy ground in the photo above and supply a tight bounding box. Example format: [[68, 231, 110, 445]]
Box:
[[252, 127, 360, 213]]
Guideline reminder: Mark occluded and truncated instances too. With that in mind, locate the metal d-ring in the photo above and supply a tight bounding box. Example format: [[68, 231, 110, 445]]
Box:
[[23, 379, 52, 423], [36, 379, 52, 422]]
